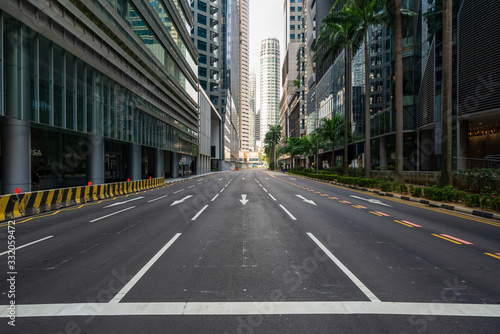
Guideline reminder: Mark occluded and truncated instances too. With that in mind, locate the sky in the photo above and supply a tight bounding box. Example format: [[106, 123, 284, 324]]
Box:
[[249, 0, 285, 110]]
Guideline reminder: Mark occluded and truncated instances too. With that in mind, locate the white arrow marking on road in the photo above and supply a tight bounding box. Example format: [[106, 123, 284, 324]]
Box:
[[170, 195, 193, 206], [219, 178, 223, 181], [104, 197, 144, 208], [295, 194, 317, 206], [240, 194, 249, 205], [242, 178, 245, 180], [265, 178, 269, 180], [349, 195, 392, 207]]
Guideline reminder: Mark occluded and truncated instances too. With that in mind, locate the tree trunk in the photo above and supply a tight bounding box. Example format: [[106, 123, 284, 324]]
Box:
[[364, 33, 371, 178], [331, 139, 335, 170], [344, 48, 351, 176], [440, 0, 453, 187], [272, 141, 276, 170], [395, 0, 404, 183]]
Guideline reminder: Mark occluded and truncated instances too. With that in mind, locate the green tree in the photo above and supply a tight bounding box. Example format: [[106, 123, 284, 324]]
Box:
[[317, 115, 347, 169], [342, 0, 385, 178], [312, 5, 364, 175], [381, 0, 417, 183], [264, 125, 283, 170]]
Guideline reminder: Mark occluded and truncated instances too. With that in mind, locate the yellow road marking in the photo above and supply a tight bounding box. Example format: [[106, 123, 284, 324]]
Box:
[[394, 220, 414, 227], [0, 211, 60, 227], [485, 253, 500, 260], [369, 211, 383, 216], [432, 234, 462, 244], [280, 174, 500, 228]]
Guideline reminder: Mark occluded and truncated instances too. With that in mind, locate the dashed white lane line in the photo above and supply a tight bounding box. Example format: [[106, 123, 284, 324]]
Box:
[[192, 205, 209, 221], [211, 194, 219, 201], [0, 235, 54, 256], [147, 195, 168, 203], [279, 205, 297, 220], [173, 189, 185, 194], [307, 233, 380, 303], [268, 194, 277, 201], [188, 185, 195, 189], [89, 207, 135, 223], [109, 233, 182, 304]]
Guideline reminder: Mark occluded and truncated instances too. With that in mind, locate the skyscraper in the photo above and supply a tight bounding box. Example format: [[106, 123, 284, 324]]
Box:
[[0, 0, 200, 194], [191, 0, 222, 107], [260, 38, 281, 142], [239, 0, 251, 152], [249, 72, 257, 150]]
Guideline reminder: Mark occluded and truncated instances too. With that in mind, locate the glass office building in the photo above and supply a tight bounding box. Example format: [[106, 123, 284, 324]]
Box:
[[0, 0, 199, 194]]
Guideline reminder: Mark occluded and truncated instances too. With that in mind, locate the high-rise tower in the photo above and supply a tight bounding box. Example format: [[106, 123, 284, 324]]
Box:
[[249, 72, 257, 150], [239, 0, 251, 152], [259, 38, 281, 142]]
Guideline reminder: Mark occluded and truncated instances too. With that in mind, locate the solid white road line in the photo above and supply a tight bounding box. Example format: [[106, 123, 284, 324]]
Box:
[[4, 301, 500, 317], [173, 189, 185, 194], [109, 233, 182, 304], [0, 235, 54, 256], [89, 207, 136, 223], [279, 205, 297, 220], [147, 195, 168, 203], [307, 233, 380, 303], [192, 205, 209, 221], [268, 194, 277, 201], [211, 194, 219, 201]]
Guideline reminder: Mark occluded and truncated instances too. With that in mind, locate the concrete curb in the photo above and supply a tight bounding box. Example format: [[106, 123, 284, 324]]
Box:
[[290, 174, 500, 221]]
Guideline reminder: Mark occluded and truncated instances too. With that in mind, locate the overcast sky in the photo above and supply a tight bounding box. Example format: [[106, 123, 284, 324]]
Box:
[[249, 0, 285, 109]]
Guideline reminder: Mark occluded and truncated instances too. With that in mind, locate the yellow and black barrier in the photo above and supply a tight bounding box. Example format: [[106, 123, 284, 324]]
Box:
[[0, 177, 165, 222]]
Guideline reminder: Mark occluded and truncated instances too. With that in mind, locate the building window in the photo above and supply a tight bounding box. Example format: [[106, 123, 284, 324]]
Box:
[[199, 67, 207, 77], [199, 54, 207, 64], [290, 25, 295, 30], [197, 27, 207, 38], [197, 1, 207, 12], [198, 13, 207, 25], [298, 6, 302, 11], [290, 7, 295, 12], [198, 40, 207, 51], [290, 34, 295, 39], [290, 16, 295, 21]]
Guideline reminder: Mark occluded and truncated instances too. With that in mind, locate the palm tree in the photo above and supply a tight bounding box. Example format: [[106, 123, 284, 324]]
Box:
[[265, 125, 283, 170], [440, 0, 452, 186], [317, 115, 346, 170], [345, 0, 385, 178], [312, 5, 364, 176], [381, 1, 417, 183]]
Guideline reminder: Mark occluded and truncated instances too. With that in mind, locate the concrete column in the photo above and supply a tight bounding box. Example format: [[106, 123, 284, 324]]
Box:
[[1, 117, 30, 194], [154, 148, 164, 178], [171, 152, 179, 178], [380, 136, 388, 169], [86, 134, 104, 185], [129, 143, 141, 181]]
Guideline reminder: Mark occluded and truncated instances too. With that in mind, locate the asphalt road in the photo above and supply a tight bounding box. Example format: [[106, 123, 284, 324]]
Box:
[[1, 169, 500, 333]]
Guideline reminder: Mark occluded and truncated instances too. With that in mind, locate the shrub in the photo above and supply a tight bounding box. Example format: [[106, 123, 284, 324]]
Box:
[[380, 181, 394, 192], [398, 184, 408, 194], [410, 186, 422, 197]]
